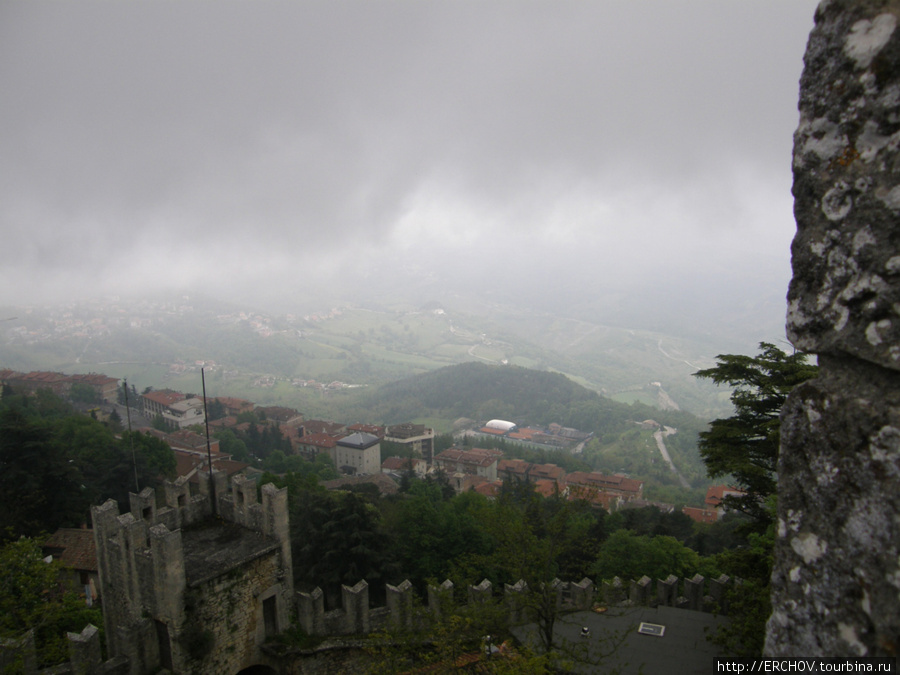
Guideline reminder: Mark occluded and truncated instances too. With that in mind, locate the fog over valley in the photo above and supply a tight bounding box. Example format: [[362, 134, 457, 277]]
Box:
[[0, 0, 818, 415]]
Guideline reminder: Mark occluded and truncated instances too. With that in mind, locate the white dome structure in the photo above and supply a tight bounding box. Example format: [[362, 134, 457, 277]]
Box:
[[485, 419, 517, 433]]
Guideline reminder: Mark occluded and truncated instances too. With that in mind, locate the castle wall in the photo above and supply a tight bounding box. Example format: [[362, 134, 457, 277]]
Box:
[[181, 550, 287, 675], [91, 471, 292, 675]]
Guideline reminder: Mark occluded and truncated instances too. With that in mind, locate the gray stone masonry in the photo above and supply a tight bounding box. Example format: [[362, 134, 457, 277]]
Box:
[[296, 575, 738, 639], [89, 471, 293, 675], [768, 0, 900, 658]]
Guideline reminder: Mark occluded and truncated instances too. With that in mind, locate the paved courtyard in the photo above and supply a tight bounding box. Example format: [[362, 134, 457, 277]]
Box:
[[511, 605, 729, 674]]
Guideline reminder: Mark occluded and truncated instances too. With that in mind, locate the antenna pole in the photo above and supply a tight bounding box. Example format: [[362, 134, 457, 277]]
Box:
[[123, 379, 139, 493], [201, 367, 216, 515]]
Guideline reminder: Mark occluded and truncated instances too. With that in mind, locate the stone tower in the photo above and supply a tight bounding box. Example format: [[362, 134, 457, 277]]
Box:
[[92, 472, 293, 674]]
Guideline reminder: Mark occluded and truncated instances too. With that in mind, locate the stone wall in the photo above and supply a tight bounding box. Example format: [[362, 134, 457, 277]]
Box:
[[90, 471, 293, 674], [296, 574, 729, 639], [767, 0, 900, 657], [185, 551, 284, 674]]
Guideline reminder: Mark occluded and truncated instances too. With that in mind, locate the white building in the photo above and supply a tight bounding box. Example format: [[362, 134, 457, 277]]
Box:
[[331, 432, 381, 475]]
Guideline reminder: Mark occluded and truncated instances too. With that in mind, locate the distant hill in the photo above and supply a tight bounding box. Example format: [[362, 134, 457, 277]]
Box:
[[349, 361, 701, 436], [0, 293, 741, 420]]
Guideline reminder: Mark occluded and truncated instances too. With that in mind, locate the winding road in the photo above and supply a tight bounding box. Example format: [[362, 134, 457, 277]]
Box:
[[653, 426, 691, 489]]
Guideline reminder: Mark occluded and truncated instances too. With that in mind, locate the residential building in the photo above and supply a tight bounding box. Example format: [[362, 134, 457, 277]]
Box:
[[42, 528, 99, 605], [141, 389, 186, 418], [348, 423, 385, 438], [257, 405, 304, 428], [68, 373, 120, 402], [434, 446, 503, 483], [163, 397, 206, 429], [381, 456, 428, 478], [385, 423, 435, 459], [565, 471, 644, 502], [295, 432, 339, 461], [331, 432, 381, 475]]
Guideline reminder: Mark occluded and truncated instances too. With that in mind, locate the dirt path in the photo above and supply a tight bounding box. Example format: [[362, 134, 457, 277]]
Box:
[[653, 426, 691, 489]]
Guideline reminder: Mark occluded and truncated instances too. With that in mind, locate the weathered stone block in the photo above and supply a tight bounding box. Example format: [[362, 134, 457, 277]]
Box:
[[630, 576, 652, 606], [428, 579, 454, 619], [657, 575, 678, 607], [67, 623, 102, 675], [468, 578, 492, 605], [683, 574, 704, 611], [770, 0, 900, 657], [386, 580, 415, 630], [602, 576, 626, 606]]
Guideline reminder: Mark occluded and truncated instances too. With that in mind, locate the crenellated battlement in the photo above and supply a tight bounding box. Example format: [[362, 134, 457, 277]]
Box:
[[90, 471, 293, 675], [295, 573, 730, 638]]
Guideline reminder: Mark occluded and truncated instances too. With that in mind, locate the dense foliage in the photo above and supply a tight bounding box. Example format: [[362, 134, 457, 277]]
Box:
[[694, 342, 818, 526], [0, 387, 176, 540], [0, 538, 104, 669]]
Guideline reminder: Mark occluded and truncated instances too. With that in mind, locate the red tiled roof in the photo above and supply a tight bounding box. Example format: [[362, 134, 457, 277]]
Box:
[[533, 479, 563, 498], [173, 449, 248, 482], [705, 485, 745, 507], [498, 458, 530, 475], [22, 371, 69, 384], [474, 481, 502, 498], [304, 420, 347, 436], [566, 471, 643, 495], [142, 389, 186, 406], [567, 485, 621, 509], [349, 423, 385, 438], [683, 506, 719, 524], [42, 528, 97, 572], [529, 463, 566, 481], [68, 373, 118, 386], [298, 432, 338, 449], [436, 447, 502, 468], [381, 456, 424, 471]]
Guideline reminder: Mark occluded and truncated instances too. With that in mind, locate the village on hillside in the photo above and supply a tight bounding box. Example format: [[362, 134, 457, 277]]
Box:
[[1, 368, 737, 528]]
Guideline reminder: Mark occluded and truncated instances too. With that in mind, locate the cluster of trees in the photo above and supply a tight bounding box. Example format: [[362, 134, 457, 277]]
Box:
[[0, 341, 816, 665], [0, 385, 176, 541], [266, 342, 817, 660]]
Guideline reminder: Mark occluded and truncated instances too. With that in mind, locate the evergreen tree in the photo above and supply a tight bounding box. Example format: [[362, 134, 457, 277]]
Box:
[[694, 342, 818, 526]]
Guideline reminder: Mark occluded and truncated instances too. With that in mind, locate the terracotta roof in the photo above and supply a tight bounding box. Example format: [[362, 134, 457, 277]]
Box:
[[298, 432, 338, 449], [349, 423, 386, 437], [567, 485, 622, 510], [68, 373, 119, 386], [304, 419, 347, 436], [705, 485, 745, 507], [257, 405, 303, 423], [42, 528, 97, 572], [528, 463, 566, 481], [478, 427, 507, 436], [474, 481, 503, 498], [142, 389, 186, 407], [22, 371, 69, 384], [683, 506, 719, 524], [459, 474, 489, 491], [498, 458, 530, 475], [173, 449, 248, 482], [381, 456, 425, 472], [533, 479, 563, 498], [566, 471, 643, 495], [436, 447, 502, 468]]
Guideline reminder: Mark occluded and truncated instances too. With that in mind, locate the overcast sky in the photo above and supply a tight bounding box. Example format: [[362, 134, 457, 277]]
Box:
[[0, 1, 819, 330]]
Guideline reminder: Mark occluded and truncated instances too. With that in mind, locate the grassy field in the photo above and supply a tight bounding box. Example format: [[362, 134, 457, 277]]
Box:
[[1, 300, 739, 419]]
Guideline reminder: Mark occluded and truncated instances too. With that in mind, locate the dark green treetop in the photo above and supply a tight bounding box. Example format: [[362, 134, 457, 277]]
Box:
[[694, 342, 818, 526]]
